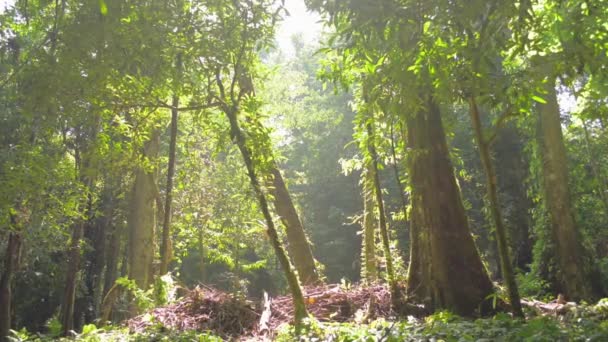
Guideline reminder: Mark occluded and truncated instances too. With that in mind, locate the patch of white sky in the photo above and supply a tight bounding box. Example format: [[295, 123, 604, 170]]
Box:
[[0, 0, 12, 13], [275, 0, 322, 57]]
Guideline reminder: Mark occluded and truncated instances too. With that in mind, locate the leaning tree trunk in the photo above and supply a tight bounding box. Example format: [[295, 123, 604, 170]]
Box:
[[128, 130, 160, 293], [238, 71, 320, 286], [0, 231, 22, 341], [366, 123, 400, 304], [361, 167, 378, 282], [269, 166, 320, 285], [469, 97, 523, 318], [406, 96, 494, 316], [224, 105, 308, 330], [537, 75, 594, 301]]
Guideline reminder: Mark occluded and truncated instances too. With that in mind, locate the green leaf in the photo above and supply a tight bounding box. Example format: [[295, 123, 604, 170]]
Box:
[[423, 21, 431, 33], [531, 95, 547, 104], [99, 0, 108, 16]]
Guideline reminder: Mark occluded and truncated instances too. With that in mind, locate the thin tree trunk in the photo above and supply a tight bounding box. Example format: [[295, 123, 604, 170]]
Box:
[[493, 125, 533, 271], [537, 75, 594, 301], [269, 166, 320, 285], [60, 206, 88, 335], [224, 104, 308, 330], [160, 93, 179, 276], [198, 222, 206, 283], [0, 231, 22, 341], [468, 97, 524, 318], [366, 122, 400, 305], [61, 144, 95, 335], [361, 168, 378, 282], [390, 119, 409, 223], [102, 220, 120, 307], [406, 96, 494, 315]]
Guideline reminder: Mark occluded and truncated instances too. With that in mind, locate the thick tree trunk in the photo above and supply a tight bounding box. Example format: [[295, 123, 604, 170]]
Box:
[[269, 167, 320, 285], [537, 77, 594, 301], [406, 97, 494, 316], [224, 105, 308, 330], [366, 123, 399, 303], [468, 97, 523, 318], [361, 168, 378, 282], [128, 131, 160, 293], [0, 232, 22, 341], [160, 94, 179, 276]]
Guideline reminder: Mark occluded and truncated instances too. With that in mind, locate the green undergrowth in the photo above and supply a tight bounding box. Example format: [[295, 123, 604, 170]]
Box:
[[7, 299, 608, 341], [277, 299, 608, 342]]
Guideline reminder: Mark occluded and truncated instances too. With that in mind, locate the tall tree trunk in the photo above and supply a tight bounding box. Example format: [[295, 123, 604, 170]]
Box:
[[469, 98, 523, 318], [366, 123, 399, 304], [269, 166, 320, 285], [0, 231, 22, 341], [60, 203, 89, 335], [128, 130, 160, 293], [361, 168, 378, 282], [537, 75, 594, 301], [160, 93, 179, 276], [406, 96, 494, 316], [61, 145, 95, 335], [224, 104, 308, 330]]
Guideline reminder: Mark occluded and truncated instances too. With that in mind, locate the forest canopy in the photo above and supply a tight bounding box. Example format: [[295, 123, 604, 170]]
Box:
[[0, 0, 607, 340]]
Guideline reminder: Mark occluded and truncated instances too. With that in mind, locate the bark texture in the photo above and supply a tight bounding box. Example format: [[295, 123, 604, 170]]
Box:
[[537, 76, 594, 301], [128, 130, 160, 292], [406, 97, 494, 316], [269, 166, 320, 285], [361, 168, 378, 282]]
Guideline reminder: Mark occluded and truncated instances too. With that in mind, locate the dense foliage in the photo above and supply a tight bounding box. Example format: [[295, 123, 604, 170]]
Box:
[[1, 0, 607, 340]]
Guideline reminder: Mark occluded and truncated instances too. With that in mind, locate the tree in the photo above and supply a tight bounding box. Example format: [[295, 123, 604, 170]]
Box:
[[360, 167, 378, 282], [536, 68, 594, 301], [468, 98, 524, 317]]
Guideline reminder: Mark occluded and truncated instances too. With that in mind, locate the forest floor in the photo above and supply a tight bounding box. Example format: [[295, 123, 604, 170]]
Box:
[[119, 283, 608, 341], [127, 283, 394, 340], [13, 284, 608, 341]]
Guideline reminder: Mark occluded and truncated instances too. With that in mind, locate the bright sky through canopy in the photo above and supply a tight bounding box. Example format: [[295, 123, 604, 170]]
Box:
[[276, 0, 322, 56]]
